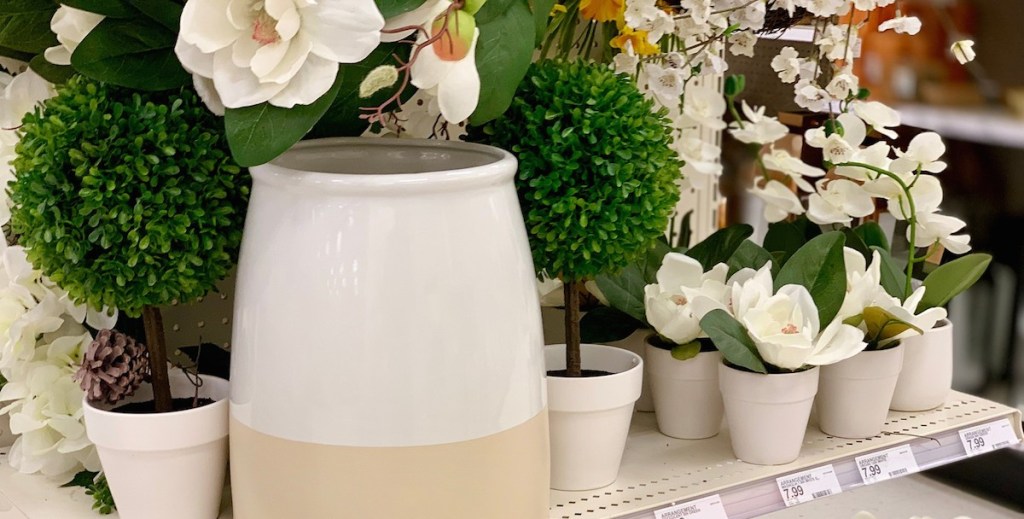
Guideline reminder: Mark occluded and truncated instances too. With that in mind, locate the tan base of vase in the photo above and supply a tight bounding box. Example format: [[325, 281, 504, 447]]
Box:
[[229, 410, 550, 519]]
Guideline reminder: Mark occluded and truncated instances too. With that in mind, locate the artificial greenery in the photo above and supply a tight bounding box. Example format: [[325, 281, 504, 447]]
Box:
[[64, 471, 116, 515], [477, 59, 681, 281], [10, 75, 249, 317]]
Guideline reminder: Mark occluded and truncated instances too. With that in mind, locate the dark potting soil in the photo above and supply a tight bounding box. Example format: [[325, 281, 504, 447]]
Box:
[[547, 369, 615, 378], [113, 398, 216, 414]]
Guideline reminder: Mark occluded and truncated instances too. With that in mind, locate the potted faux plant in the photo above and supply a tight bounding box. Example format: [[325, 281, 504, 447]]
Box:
[[694, 232, 868, 465], [9, 76, 249, 519], [477, 59, 681, 490]]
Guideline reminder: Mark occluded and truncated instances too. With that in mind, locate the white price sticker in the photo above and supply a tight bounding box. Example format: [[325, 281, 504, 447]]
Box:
[[775, 465, 842, 507], [653, 494, 728, 519], [959, 419, 1020, 456], [855, 445, 920, 485]]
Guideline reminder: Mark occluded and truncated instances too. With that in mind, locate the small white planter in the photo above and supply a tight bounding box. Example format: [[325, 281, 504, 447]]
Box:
[[83, 370, 229, 519], [891, 320, 952, 412], [605, 329, 655, 412], [817, 345, 904, 438], [719, 363, 818, 465], [0, 413, 14, 448], [546, 343, 642, 491], [646, 340, 722, 439]]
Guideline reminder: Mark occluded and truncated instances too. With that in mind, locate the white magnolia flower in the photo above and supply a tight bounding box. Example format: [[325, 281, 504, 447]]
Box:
[[729, 101, 788, 145], [175, 0, 384, 109], [771, 46, 802, 84], [762, 148, 825, 192], [913, 212, 972, 254], [750, 179, 805, 223], [891, 132, 947, 174], [951, 40, 976, 64], [645, 63, 686, 107], [644, 253, 729, 344], [879, 16, 922, 35], [837, 248, 885, 322], [850, 100, 901, 139], [879, 286, 948, 334], [729, 31, 758, 57], [44, 6, 104, 66], [683, 84, 727, 130], [807, 179, 876, 225], [410, 26, 480, 124]]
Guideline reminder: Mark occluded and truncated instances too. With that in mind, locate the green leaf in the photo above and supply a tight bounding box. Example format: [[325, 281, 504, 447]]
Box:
[[468, 0, 535, 125], [580, 305, 644, 343], [727, 240, 774, 277], [674, 210, 693, 249], [226, 72, 345, 167], [375, 0, 427, 18], [854, 221, 890, 252], [700, 309, 766, 374], [528, 0, 555, 44], [29, 54, 75, 85], [763, 216, 820, 264], [872, 246, 906, 300], [595, 265, 647, 324], [842, 227, 871, 262], [862, 306, 922, 347], [775, 231, 846, 327], [685, 224, 753, 271], [130, 0, 184, 31], [641, 239, 672, 284], [310, 42, 411, 139], [0, 44, 32, 62], [919, 253, 992, 310], [671, 341, 701, 361], [71, 17, 188, 91], [59, 0, 135, 17], [0, 1, 57, 54], [61, 470, 99, 489]]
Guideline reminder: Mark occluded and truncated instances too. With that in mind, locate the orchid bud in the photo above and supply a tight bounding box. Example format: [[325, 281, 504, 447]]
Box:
[[431, 10, 476, 61]]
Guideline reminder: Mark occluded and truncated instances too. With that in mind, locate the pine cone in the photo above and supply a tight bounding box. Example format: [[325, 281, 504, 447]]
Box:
[[76, 329, 150, 405]]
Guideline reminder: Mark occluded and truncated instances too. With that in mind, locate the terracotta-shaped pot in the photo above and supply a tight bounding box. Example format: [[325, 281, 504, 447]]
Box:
[[719, 363, 818, 465], [546, 343, 642, 491], [646, 339, 722, 439], [817, 345, 904, 438], [891, 320, 952, 411], [83, 370, 229, 519]]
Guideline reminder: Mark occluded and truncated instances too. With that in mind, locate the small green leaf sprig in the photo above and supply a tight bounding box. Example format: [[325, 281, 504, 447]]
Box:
[[10, 76, 250, 316]]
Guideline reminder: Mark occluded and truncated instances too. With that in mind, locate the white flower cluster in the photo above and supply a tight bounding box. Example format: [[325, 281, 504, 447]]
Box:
[[0, 242, 117, 482]]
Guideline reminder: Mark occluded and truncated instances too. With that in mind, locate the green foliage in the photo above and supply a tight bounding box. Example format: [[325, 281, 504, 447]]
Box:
[[376, 0, 428, 18], [71, 15, 189, 91], [10, 76, 250, 317], [763, 215, 822, 264], [469, 0, 537, 124], [63, 471, 116, 515], [0, 1, 57, 55], [700, 309, 767, 374], [579, 305, 644, 343], [774, 231, 846, 327], [476, 59, 680, 281], [670, 341, 701, 361], [872, 246, 906, 299], [593, 239, 671, 332], [28, 55, 75, 85], [684, 224, 752, 271], [854, 306, 921, 351], [919, 253, 992, 310], [727, 240, 774, 277], [854, 221, 889, 252]]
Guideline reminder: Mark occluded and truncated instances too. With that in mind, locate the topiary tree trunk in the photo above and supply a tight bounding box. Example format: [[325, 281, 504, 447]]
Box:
[[142, 306, 173, 413], [563, 281, 583, 377]]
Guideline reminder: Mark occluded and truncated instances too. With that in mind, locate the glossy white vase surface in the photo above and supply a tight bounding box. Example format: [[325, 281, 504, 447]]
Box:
[[891, 320, 952, 412], [230, 138, 549, 518], [646, 341, 723, 439], [817, 345, 904, 438]]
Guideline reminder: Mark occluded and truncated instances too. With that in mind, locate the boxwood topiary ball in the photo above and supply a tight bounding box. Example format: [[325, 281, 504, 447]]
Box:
[[476, 60, 681, 281], [10, 76, 250, 317]]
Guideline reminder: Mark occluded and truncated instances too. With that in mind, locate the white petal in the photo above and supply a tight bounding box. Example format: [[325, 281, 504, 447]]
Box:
[[410, 40, 450, 90], [807, 322, 866, 365], [269, 54, 338, 108], [175, 38, 216, 77], [262, 32, 313, 84], [230, 32, 262, 69], [304, 0, 385, 63], [276, 6, 302, 41], [43, 46, 71, 66], [212, 50, 286, 108], [181, 0, 239, 53], [250, 40, 290, 79], [656, 253, 705, 289]]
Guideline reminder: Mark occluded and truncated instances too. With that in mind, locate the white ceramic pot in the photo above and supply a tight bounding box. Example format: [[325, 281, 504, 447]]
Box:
[[891, 320, 952, 412], [719, 363, 818, 465], [646, 340, 723, 439], [817, 345, 904, 438], [83, 370, 228, 519], [0, 414, 14, 449], [546, 343, 642, 491], [606, 329, 655, 412], [232, 139, 549, 518]]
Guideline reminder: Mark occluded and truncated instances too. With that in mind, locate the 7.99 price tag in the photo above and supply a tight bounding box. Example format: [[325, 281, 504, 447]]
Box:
[[855, 445, 920, 485], [775, 465, 842, 507], [959, 419, 1020, 456]]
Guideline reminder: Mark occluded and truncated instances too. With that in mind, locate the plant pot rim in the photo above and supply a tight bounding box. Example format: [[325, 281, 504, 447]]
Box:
[[83, 374, 229, 419], [720, 360, 818, 377], [544, 343, 642, 379]]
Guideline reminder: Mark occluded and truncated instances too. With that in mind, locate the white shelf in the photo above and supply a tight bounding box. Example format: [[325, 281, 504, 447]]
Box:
[[0, 392, 1019, 519]]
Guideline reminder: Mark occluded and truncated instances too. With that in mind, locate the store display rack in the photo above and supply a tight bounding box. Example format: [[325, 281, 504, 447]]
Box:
[[0, 392, 1019, 519]]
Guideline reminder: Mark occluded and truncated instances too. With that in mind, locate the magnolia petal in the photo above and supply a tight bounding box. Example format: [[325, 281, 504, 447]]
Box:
[[226, 0, 253, 31], [192, 74, 226, 116], [269, 54, 338, 108], [250, 40, 291, 80], [180, 0, 238, 53], [305, 0, 385, 63], [436, 33, 480, 123], [43, 47, 71, 67], [174, 39, 216, 78], [410, 39, 450, 90], [656, 253, 705, 290], [230, 33, 262, 69], [807, 322, 867, 366], [381, 0, 448, 43], [264, 0, 293, 19], [276, 6, 302, 41], [212, 50, 286, 108]]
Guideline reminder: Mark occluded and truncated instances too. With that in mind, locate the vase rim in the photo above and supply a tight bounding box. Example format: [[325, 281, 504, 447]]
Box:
[[251, 137, 516, 193]]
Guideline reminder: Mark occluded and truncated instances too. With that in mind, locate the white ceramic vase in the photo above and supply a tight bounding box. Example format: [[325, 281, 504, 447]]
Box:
[[232, 138, 549, 518], [719, 363, 818, 465], [606, 329, 655, 412], [817, 345, 904, 438], [82, 370, 228, 519], [546, 343, 642, 491], [891, 320, 952, 412], [646, 340, 723, 439]]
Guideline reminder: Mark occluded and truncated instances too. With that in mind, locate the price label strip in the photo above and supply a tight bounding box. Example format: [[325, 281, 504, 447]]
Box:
[[775, 464, 842, 507], [855, 445, 920, 485], [653, 494, 728, 519], [958, 419, 1020, 457]]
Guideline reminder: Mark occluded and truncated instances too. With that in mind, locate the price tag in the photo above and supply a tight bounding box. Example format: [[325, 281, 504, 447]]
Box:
[[959, 419, 1020, 456], [653, 494, 728, 519], [855, 445, 920, 485], [775, 465, 842, 507]]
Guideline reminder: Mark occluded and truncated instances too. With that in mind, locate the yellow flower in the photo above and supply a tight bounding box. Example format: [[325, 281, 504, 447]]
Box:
[[610, 27, 659, 55], [579, 0, 623, 22]]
